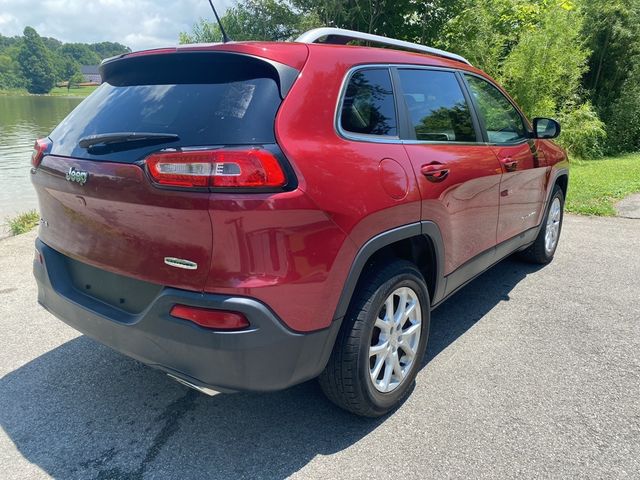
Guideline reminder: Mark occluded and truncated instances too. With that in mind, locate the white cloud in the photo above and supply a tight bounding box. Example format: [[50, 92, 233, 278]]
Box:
[[0, 12, 19, 30], [0, 0, 234, 50]]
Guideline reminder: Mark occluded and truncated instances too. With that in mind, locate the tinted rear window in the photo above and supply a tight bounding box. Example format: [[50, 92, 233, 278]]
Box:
[[398, 69, 476, 142], [49, 52, 283, 162]]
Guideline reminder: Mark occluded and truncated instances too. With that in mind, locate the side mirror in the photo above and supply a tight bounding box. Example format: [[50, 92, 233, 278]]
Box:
[[533, 117, 561, 139]]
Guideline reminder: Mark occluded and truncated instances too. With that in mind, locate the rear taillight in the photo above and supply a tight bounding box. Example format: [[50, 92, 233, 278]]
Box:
[[170, 305, 250, 330], [146, 148, 286, 189], [31, 138, 50, 168]]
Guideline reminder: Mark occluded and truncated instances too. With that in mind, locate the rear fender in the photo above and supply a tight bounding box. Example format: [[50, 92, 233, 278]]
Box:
[[332, 222, 446, 322]]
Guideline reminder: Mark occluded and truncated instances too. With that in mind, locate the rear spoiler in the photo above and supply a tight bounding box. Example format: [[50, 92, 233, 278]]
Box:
[[99, 50, 300, 99]]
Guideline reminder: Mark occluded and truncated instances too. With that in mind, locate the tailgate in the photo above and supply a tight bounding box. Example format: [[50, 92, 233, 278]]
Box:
[[33, 155, 212, 291], [30, 49, 300, 292]]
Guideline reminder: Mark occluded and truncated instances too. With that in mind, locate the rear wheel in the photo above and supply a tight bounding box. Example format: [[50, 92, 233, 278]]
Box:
[[519, 185, 565, 264], [319, 260, 430, 417]]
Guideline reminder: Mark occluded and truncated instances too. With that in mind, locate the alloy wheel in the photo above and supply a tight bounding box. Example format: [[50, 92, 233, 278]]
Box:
[[545, 197, 562, 255], [369, 287, 422, 393]]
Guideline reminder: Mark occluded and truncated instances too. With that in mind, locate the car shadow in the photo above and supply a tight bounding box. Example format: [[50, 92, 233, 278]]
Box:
[[425, 257, 543, 364], [0, 257, 542, 479]]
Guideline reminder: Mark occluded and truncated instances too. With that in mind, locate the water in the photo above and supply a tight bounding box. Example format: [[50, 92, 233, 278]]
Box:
[[0, 95, 83, 219]]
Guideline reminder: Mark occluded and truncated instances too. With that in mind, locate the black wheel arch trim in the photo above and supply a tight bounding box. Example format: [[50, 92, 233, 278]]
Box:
[[332, 221, 446, 321], [550, 168, 569, 200]]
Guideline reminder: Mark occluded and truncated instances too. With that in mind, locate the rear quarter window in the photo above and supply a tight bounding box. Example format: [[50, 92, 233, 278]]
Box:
[[339, 68, 397, 138]]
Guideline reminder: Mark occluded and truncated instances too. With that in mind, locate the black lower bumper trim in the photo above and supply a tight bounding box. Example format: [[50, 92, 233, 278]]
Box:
[[34, 239, 340, 392]]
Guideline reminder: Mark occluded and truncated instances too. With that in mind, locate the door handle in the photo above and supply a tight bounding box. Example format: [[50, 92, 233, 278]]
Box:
[[501, 158, 518, 172], [421, 164, 450, 182]]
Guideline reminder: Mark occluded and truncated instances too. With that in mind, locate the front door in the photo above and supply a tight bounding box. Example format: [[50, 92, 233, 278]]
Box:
[[464, 74, 549, 243]]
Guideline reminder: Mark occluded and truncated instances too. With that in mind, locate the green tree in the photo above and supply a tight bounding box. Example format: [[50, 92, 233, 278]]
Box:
[[498, 3, 609, 158], [578, 0, 640, 152], [0, 34, 22, 50], [59, 43, 101, 65], [181, 0, 319, 43], [581, 0, 640, 113], [606, 55, 640, 152], [1, 32, 129, 93], [500, 3, 587, 118], [439, 0, 559, 77], [56, 55, 82, 83], [41, 36, 62, 52], [17, 26, 55, 94], [292, 0, 414, 37], [404, 0, 466, 46], [90, 41, 131, 58], [0, 44, 26, 89], [439, 0, 608, 158], [0, 35, 25, 88]]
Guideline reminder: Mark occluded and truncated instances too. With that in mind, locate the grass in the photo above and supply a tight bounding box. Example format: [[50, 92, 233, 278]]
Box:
[[0, 85, 97, 98], [0, 88, 29, 96], [48, 85, 98, 97], [6, 210, 40, 236], [566, 153, 640, 216]]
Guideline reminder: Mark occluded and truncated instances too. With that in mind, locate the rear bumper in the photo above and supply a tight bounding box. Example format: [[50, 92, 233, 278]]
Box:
[[33, 238, 340, 392]]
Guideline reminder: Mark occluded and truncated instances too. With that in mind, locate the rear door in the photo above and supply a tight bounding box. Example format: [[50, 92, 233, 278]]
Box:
[[32, 51, 291, 291], [397, 67, 503, 276], [463, 74, 548, 243]]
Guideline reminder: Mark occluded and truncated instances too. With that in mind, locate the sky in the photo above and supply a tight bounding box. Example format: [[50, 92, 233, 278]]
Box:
[[0, 0, 234, 51]]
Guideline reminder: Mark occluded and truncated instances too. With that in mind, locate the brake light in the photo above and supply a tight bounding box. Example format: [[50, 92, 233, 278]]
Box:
[[170, 305, 250, 330], [31, 138, 50, 168], [146, 148, 286, 189]]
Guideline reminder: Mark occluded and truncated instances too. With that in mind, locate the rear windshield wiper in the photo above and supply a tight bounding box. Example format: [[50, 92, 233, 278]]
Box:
[[79, 132, 180, 150]]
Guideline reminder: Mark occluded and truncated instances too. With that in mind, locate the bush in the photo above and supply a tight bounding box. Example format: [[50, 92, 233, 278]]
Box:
[[556, 102, 607, 159]]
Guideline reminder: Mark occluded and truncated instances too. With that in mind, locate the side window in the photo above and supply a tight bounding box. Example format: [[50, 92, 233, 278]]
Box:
[[340, 68, 397, 137], [465, 75, 527, 144], [397, 69, 476, 142]]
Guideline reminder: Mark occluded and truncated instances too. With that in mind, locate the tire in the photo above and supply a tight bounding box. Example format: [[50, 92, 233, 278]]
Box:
[[319, 259, 430, 417], [519, 185, 565, 264]]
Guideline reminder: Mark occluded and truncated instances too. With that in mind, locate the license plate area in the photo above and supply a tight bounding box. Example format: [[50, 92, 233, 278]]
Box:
[[65, 255, 163, 314]]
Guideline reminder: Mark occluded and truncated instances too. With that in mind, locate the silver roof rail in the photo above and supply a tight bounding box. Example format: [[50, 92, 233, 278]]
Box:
[[295, 27, 471, 65]]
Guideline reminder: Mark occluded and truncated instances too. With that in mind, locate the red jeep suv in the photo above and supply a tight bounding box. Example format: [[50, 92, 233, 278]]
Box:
[[31, 28, 568, 416]]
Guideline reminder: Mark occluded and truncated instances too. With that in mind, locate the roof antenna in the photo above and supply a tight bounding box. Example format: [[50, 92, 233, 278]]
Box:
[[207, 0, 231, 43]]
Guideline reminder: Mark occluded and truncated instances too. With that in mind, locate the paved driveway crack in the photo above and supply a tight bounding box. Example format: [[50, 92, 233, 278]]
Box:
[[96, 389, 199, 480]]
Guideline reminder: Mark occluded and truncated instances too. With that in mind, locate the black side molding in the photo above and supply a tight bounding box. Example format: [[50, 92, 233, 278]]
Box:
[[433, 167, 569, 307], [435, 225, 538, 307]]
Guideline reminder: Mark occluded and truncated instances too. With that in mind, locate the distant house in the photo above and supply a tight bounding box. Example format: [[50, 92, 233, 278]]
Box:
[[80, 65, 101, 84]]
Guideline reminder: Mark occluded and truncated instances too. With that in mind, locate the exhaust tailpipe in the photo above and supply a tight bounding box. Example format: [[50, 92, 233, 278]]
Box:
[[167, 373, 220, 396]]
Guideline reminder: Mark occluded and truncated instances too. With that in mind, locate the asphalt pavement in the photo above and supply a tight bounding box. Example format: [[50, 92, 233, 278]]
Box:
[[1, 214, 639, 479]]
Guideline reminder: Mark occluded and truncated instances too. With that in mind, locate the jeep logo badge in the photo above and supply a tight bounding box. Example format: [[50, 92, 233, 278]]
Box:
[[66, 167, 88, 185]]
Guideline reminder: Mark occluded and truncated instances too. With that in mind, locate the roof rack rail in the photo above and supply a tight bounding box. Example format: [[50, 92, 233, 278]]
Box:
[[295, 27, 471, 66]]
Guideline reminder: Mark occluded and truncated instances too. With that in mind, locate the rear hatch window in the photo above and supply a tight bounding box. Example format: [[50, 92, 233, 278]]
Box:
[[49, 52, 290, 162]]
